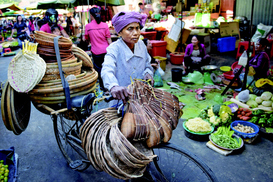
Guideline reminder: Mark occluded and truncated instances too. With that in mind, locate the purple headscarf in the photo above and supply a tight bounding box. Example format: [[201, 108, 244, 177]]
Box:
[[112, 11, 147, 33]]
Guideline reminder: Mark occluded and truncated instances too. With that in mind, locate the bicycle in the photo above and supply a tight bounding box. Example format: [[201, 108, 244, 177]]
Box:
[[36, 93, 218, 182]]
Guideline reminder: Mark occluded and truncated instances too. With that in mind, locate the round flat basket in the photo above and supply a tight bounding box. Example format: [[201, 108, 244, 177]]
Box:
[[1, 82, 12, 131], [6, 84, 21, 135], [10, 85, 31, 133]]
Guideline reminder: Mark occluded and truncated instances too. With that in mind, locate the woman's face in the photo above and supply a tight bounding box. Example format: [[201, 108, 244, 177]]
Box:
[[119, 22, 141, 49], [191, 36, 199, 46], [147, 40, 152, 50], [255, 41, 265, 51], [17, 16, 22, 22]]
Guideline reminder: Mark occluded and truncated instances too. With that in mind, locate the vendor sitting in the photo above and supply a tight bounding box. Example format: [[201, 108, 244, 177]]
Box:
[[249, 38, 270, 80], [183, 35, 211, 75]]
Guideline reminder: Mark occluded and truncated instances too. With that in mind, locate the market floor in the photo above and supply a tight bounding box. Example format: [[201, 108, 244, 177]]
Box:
[[0, 49, 273, 182]]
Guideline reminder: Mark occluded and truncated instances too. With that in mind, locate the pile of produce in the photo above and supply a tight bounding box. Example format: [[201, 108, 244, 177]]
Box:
[[239, 91, 273, 112], [210, 126, 242, 150], [0, 160, 9, 182], [248, 109, 273, 128], [235, 108, 253, 121], [198, 104, 233, 126], [233, 123, 255, 133], [185, 117, 212, 133]]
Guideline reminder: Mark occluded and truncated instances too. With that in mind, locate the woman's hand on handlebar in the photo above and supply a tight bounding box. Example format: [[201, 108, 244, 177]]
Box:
[[110, 86, 131, 104]]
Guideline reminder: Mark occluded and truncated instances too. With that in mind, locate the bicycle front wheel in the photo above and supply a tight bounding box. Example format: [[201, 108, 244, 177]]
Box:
[[147, 143, 218, 182], [53, 114, 90, 171]]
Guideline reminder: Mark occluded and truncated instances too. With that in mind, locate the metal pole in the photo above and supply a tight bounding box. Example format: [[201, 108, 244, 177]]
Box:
[[180, 1, 183, 52], [242, 0, 255, 90]]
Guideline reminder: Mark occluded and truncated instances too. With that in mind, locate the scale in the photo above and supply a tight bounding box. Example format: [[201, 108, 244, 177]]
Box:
[[201, 65, 218, 85]]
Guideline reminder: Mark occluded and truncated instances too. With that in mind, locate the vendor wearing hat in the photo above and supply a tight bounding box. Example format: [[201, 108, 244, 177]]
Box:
[[101, 11, 154, 104]]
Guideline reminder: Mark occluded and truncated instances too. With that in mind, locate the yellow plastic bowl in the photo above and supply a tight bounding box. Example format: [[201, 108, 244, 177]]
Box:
[[220, 66, 231, 72]]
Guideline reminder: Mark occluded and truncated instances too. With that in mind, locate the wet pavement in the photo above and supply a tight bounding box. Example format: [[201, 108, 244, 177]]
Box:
[[0, 49, 273, 182]]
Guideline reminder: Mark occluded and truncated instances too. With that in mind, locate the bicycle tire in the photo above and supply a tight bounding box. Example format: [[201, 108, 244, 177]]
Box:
[[53, 114, 90, 171], [131, 142, 218, 182]]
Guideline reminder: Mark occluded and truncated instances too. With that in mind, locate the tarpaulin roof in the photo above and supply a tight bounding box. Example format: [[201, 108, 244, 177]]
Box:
[[0, 3, 22, 12], [37, 0, 73, 9], [70, 0, 125, 7]]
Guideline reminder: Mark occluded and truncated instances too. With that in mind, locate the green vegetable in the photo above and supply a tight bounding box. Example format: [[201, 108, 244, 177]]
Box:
[[198, 109, 208, 119], [208, 106, 214, 118], [211, 126, 241, 149], [255, 97, 263, 104], [258, 118, 267, 127], [267, 118, 273, 127], [265, 127, 273, 133], [249, 94, 257, 101], [252, 109, 265, 116], [261, 91, 272, 101], [213, 104, 222, 115], [249, 116, 259, 124], [246, 100, 258, 108], [262, 100, 272, 107]]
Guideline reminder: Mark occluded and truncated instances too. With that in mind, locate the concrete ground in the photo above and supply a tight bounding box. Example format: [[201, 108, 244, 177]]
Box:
[[0, 49, 273, 182]]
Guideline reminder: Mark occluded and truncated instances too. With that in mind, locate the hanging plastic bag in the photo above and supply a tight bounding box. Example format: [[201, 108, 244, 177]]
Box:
[[157, 66, 165, 77], [153, 69, 163, 87], [238, 50, 248, 67]]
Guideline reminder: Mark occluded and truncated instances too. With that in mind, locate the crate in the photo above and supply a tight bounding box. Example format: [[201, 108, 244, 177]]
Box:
[[150, 40, 167, 57], [153, 56, 167, 71], [141, 31, 157, 40], [217, 37, 236, 52]]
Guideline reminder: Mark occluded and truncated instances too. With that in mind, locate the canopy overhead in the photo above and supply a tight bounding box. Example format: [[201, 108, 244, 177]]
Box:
[[0, 3, 22, 12], [37, 0, 72, 9], [70, 0, 125, 7], [22, 2, 39, 10]]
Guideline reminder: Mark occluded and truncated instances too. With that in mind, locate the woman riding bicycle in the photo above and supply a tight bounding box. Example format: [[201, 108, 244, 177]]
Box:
[[101, 11, 154, 104]]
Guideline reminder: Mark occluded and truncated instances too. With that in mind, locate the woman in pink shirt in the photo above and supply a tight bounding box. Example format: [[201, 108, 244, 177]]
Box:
[[85, 7, 112, 91]]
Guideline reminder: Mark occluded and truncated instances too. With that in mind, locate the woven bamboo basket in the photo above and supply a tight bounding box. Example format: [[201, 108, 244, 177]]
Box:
[[72, 45, 93, 68], [42, 69, 81, 81], [30, 70, 97, 94], [29, 84, 97, 104], [42, 54, 75, 63], [34, 31, 72, 49], [79, 108, 156, 180], [45, 61, 82, 75]]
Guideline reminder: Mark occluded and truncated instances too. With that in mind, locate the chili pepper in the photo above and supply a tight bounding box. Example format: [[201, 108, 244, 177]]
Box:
[[249, 116, 259, 124], [252, 110, 265, 116], [258, 118, 267, 128]]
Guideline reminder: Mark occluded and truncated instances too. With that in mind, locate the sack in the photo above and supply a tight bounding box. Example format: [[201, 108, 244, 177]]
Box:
[[238, 50, 248, 67], [153, 69, 163, 87], [251, 23, 273, 43]]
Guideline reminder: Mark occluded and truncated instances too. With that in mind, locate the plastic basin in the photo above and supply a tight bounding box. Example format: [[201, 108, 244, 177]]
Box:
[[230, 120, 259, 138]]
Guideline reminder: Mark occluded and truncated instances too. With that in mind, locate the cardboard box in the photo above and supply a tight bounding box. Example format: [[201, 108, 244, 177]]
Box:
[[219, 22, 240, 48], [164, 28, 191, 53]]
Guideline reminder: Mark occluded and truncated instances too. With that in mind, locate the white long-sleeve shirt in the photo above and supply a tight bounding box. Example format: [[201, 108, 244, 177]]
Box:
[[101, 38, 153, 91]]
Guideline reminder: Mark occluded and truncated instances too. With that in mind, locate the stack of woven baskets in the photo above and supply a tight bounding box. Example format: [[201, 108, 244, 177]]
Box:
[[29, 31, 98, 105], [80, 80, 183, 179], [80, 107, 156, 180]]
